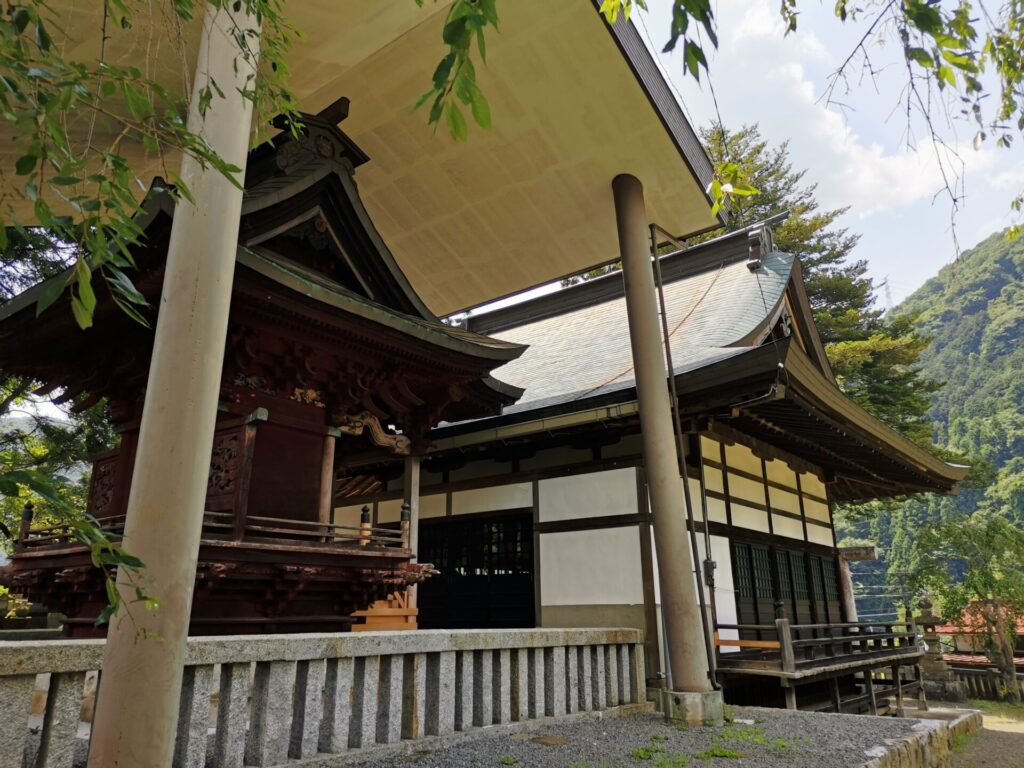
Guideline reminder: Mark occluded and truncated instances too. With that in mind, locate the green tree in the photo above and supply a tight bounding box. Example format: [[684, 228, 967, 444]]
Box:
[[912, 514, 1024, 702], [701, 124, 943, 446]]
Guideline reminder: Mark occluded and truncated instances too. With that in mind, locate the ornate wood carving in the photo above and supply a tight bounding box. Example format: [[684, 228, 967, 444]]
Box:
[[87, 455, 118, 518], [337, 411, 411, 455], [208, 432, 242, 497]]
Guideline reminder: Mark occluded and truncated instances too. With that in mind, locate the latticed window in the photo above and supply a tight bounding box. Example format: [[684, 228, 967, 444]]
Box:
[[776, 550, 792, 599], [752, 545, 773, 599], [809, 555, 825, 603], [790, 554, 809, 600], [822, 556, 840, 602], [734, 543, 754, 599]]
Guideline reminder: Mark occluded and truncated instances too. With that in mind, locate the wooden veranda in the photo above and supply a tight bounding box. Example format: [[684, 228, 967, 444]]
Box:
[[715, 618, 928, 714]]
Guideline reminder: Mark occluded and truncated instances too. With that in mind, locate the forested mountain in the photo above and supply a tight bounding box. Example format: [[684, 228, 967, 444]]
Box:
[[836, 231, 1024, 617], [899, 231, 1024, 521]]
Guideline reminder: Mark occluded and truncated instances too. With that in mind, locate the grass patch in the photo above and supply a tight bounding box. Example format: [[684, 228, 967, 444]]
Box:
[[950, 732, 974, 754], [695, 746, 744, 760], [651, 753, 690, 768], [652, 735, 666, 744], [720, 726, 766, 746], [968, 699, 1024, 722], [499, 757, 518, 766], [632, 746, 665, 760]]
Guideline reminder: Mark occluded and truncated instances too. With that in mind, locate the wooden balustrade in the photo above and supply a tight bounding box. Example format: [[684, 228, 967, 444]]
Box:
[[17, 508, 407, 552], [714, 619, 920, 674], [0, 628, 647, 767]]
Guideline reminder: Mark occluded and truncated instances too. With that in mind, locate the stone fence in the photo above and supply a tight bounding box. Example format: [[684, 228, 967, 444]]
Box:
[[0, 627, 646, 767]]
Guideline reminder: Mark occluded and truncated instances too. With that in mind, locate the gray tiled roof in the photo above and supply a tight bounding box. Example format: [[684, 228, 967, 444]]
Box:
[[486, 251, 795, 414]]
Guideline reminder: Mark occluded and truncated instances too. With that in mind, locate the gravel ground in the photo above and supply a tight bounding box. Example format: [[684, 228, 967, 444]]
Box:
[[341, 707, 921, 768]]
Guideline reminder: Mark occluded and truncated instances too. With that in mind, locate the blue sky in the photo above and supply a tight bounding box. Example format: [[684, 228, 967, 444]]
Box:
[[641, 0, 1024, 305]]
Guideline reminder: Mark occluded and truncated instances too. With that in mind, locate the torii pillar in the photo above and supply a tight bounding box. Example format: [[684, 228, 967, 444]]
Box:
[[87, 4, 259, 766], [612, 174, 723, 725]]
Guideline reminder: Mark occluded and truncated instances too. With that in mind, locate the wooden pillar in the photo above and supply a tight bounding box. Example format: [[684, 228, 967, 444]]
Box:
[[613, 174, 711, 695], [87, 6, 259, 766], [403, 454, 421, 609], [838, 556, 859, 622], [783, 684, 797, 711], [16, 501, 33, 551], [318, 433, 337, 525], [865, 671, 878, 714], [893, 664, 905, 717]]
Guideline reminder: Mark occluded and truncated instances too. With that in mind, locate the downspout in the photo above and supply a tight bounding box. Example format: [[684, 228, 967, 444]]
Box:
[[650, 225, 721, 691]]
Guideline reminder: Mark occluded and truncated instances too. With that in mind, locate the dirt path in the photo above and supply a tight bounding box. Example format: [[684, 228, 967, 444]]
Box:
[[951, 710, 1024, 768]]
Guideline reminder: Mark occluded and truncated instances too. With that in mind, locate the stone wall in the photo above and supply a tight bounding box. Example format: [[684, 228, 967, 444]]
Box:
[[858, 710, 983, 768]]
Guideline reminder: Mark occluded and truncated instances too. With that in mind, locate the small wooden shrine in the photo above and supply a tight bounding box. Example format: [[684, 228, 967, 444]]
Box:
[[0, 98, 525, 636]]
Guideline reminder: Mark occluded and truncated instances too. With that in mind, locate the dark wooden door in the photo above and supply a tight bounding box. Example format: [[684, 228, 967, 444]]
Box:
[[417, 510, 535, 629]]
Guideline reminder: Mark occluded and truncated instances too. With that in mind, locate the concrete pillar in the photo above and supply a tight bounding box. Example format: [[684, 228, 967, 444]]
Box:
[[613, 175, 716, 702], [87, 5, 259, 767], [318, 434, 337, 525]]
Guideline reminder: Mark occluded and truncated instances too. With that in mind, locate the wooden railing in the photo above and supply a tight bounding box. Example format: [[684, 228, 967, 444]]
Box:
[[715, 619, 920, 675], [16, 505, 408, 552], [0, 628, 647, 767]]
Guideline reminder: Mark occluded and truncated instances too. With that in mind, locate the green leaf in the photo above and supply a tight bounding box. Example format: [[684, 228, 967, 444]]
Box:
[[50, 176, 80, 186], [15, 154, 37, 176], [432, 53, 456, 91], [468, 82, 491, 129], [76, 259, 97, 314], [71, 296, 94, 329], [905, 47, 935, 68], [35, 20, 52, 51], [446, 102, 468, 141]]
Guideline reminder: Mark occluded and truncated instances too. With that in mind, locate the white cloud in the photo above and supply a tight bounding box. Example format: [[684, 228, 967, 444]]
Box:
[[651, 0, 990, 217]]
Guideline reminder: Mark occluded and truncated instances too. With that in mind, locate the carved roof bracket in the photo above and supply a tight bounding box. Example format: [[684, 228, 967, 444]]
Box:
[[335, 411, 411, 456]]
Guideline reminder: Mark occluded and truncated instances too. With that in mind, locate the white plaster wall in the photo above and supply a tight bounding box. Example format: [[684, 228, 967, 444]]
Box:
[[451, 482, 533, 515], [378, 498, 403, 523], [704, 495, 728, 524], [538, 467, 636, 522], [710, 534, 739, 652], [801, 472, 827, 498], [765, 459, 798, 488], [768, 487, 801, 516], [539, 527, 643, 606], [334, 504, 364, 528], [703, 465, 724, 493], [772, 514, 804, 540], [730, 502, 769, 532], [724, 442, 761, 475], [421, 493, 446, 519], [807, 525, 835, 547], [804, 498, 830, 523], [686, 477, 705, 522], [727, 473, 765, 505], [700, 435, 720, 461]]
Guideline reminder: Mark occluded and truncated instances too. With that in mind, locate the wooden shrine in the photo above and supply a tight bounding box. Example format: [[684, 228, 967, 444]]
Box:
[[0, 98, 525, 636]]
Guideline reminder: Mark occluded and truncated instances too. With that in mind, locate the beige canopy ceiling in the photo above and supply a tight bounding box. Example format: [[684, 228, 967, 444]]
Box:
[[20, 1, 718, 314]]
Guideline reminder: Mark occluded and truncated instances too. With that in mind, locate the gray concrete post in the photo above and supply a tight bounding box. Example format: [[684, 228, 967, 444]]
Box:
[[87, 5, 260, 765], [612, 174, 715, 698]]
